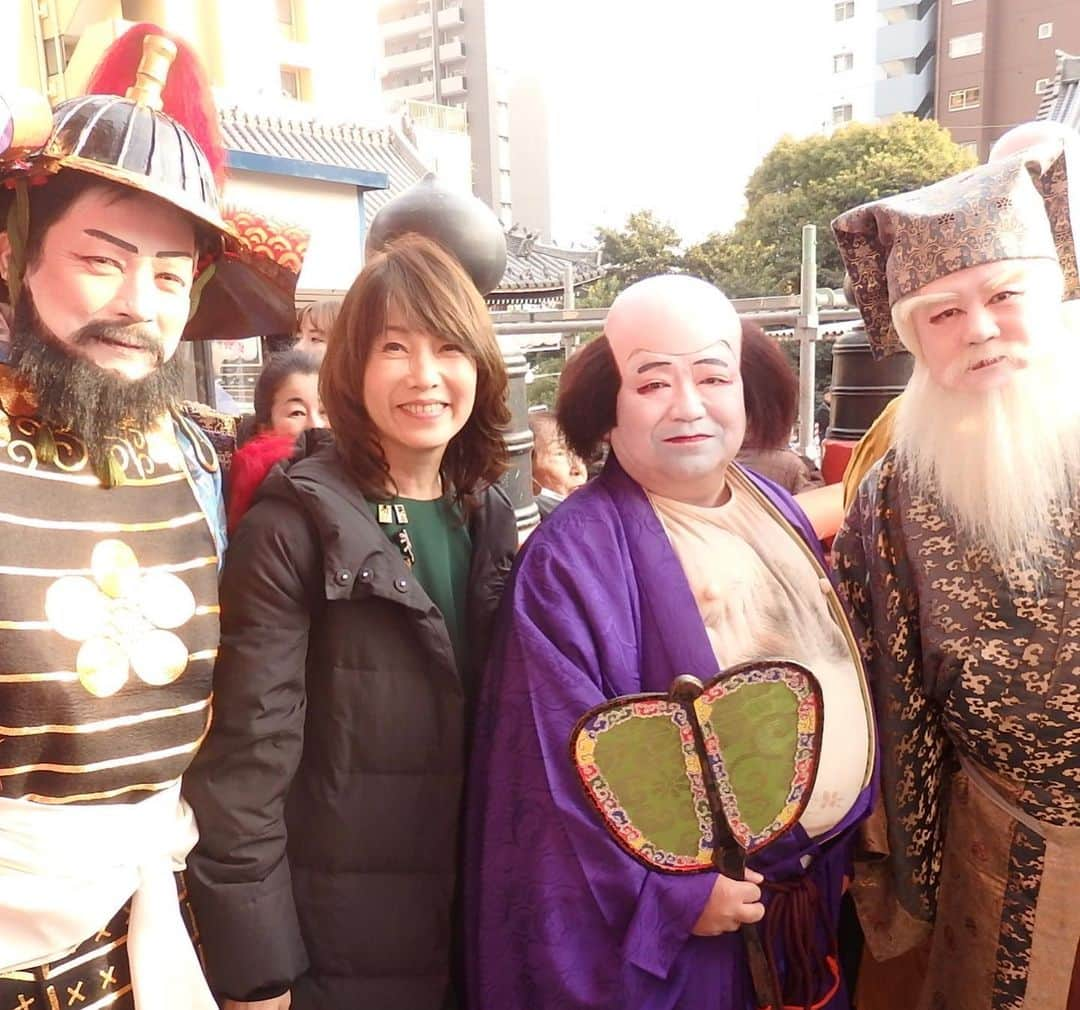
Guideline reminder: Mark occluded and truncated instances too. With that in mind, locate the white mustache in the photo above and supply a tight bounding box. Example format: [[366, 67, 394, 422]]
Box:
[[943, 348, 1026, 383]]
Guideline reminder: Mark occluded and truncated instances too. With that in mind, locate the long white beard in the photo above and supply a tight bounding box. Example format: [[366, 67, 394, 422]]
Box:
[[893, 325, 1080, 575]]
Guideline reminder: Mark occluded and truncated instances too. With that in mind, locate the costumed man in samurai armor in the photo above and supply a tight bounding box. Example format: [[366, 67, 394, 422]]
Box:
[[832, 140, 1080, 1009], [0, 24, 300, 1010], [465, 274, 877, 1010]]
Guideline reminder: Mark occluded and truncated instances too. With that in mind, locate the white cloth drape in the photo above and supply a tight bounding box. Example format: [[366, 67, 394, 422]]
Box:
[[0, 783, 215, 1009]]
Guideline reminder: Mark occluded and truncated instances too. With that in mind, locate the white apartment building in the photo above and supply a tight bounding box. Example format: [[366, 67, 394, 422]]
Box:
[[825, 0, 881, 129], [377, 0, 513, 223]]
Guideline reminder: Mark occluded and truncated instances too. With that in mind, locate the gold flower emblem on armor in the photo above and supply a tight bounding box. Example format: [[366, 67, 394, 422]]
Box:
[[45, 539, 195, 698]]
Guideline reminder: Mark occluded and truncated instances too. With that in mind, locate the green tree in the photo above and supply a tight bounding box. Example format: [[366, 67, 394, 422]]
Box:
[[594, 210, 682, 289], [684, 116, 977, 296]]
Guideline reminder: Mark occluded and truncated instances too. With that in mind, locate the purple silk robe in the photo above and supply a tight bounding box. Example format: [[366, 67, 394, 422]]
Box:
[[465, 457, 877, 1010]]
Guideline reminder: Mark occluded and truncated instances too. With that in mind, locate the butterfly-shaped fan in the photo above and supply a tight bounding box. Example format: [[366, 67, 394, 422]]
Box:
[[570, 660, 823, 874]]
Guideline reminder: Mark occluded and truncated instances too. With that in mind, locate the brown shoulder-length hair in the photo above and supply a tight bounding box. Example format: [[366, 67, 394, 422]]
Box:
[[739, 318, 797, 451], [556, 336, 620, 464], [320, 233, 509, 509]]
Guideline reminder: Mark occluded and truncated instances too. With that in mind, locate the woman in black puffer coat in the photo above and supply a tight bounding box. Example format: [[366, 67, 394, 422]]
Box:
[[183, 235, 517, 1010]]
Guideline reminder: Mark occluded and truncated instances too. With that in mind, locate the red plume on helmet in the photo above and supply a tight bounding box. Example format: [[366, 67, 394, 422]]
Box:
[[84, 22, 226, 188]]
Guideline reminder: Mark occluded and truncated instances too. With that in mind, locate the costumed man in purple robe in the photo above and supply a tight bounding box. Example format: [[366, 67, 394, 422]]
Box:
[[465, 275, 877, 1010], [832, 141, 1080, 1009]]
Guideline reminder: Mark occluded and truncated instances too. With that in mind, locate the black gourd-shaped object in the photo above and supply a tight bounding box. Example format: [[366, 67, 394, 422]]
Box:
[[366, 173, 507, 295]]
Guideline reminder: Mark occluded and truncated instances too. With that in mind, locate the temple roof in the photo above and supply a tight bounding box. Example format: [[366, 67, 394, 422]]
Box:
[[1036, 50, 1080, 131], [218, 104, 604, 300]]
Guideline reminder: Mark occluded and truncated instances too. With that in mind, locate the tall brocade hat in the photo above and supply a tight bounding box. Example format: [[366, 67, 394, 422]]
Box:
[[0, 23, 305, 340], [832, 142, 1079, 357]]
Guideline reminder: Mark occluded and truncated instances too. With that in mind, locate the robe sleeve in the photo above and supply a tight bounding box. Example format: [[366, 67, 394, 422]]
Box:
[[468, 528, 716, 991], [832, 456, 950, 960]]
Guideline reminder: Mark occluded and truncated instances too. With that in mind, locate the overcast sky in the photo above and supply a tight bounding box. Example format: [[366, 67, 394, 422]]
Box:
[[497, 0, 834, 246]]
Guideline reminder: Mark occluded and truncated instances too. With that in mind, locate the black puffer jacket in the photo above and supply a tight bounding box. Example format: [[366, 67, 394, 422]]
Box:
[[183, 430, 516, 1010]]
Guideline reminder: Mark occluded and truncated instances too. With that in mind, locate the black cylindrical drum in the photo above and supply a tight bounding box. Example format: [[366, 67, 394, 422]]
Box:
[[829, 324, 913, 440]]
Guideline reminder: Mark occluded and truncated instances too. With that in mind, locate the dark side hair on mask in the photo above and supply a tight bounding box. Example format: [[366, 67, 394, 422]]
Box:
[[253, 349, 321, 427], [556, 336, 620, 463]]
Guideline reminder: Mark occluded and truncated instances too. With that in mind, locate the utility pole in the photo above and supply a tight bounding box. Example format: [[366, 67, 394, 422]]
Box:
[[795, 225, 819, 458]]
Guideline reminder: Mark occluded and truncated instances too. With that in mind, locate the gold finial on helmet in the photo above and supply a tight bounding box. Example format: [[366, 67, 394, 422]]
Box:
[[125, 34, 177, 111]]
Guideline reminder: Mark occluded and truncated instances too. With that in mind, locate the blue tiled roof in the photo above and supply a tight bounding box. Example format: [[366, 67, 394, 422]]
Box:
[[218, 104, 604, 297]]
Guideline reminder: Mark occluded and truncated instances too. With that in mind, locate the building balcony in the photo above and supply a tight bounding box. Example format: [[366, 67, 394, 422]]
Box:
[[877, 8, 934, 63], [440, 74, 466, 97], [875, 54, 935, 117], [878, 0, 936, 21], [877, 0, 920, 12], [384, 80, 437, 103], [380, 5, 463, 42], [383, 38, 465, 76], [384, 45, 434, 73]]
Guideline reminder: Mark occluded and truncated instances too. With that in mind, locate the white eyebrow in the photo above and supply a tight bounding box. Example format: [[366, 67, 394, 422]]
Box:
[[977, 266, 1029, 294]]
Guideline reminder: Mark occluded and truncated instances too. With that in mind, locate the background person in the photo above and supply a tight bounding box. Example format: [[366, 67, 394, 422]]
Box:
[[293, 298, 341, 361], [226, 349, 325, 534], [184, 234, 517, 1010], [737, 318, 824, 494], [529, 409, 587, 517]]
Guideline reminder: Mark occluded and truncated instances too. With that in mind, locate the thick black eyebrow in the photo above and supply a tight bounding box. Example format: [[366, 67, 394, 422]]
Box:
[[636, 360, 672, 374], [693, 357, 732, 367], [83, 229, 193, 260], [84, 229, 138, 254]]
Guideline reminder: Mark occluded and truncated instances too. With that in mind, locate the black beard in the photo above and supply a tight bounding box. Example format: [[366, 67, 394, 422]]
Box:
[[9, 294, 184, 481]]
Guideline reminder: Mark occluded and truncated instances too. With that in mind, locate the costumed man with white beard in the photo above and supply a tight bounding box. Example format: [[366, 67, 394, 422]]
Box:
[[0, 24, 302, 1010], [832, 140, 1080, 1009]]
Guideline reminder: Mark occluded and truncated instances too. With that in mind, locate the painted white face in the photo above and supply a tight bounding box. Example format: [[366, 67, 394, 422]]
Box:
[[13, 184, 197, 381], [605, 275, 745, 506], [361, 306, 478, 477], [900, 259, 1066, 394]]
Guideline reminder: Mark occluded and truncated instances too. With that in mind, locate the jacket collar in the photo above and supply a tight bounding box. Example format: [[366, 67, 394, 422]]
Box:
[[257, 429, 508, 613]]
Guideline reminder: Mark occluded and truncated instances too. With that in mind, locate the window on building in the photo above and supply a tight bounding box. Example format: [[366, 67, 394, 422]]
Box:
[[948, 32, 983, 58], [833, 52, 854, 73], [832, 104, 853, 125], [280, 66, 302, 100], [959, 140, 978, 154], [1035, 77, 1054, 95], [951, 0, 974, 4], [277, 0, 297, 41], [834, 2, 855, 21], [1038, 22, 1053, 40], [947, 86, 981, 111]]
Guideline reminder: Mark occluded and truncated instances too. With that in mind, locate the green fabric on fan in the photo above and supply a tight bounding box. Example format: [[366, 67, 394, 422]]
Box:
[[697, 680, 801, 838], [591, 707, 703, 857]]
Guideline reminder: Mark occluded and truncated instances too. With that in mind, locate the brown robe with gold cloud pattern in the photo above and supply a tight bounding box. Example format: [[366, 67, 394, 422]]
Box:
[[833, 450, 1080, 1010]]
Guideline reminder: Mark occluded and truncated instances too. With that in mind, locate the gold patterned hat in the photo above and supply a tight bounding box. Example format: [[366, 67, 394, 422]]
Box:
[[832, 143, 1079, 357]]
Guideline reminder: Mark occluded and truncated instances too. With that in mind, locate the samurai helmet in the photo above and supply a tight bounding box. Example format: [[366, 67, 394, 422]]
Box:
[[0, 23, 304, 341]]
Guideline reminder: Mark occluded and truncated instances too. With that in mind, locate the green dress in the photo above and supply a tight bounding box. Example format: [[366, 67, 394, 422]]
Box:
[[369, 496, 472, 673]]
